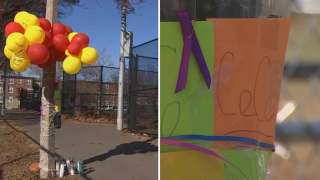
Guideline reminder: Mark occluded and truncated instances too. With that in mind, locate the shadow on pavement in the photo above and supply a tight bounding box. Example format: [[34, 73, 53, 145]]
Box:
[[83, 138, 158, 167], [83, 166, 96, 176], [2, 110, 39, 126]]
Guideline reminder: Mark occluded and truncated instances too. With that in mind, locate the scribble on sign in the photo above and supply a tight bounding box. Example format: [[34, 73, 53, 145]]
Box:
[[217, 52, 277, 138], [160, 45, 176, 53], [160, 101, 181, 137], [216, 52, 237, 115], [224, 130, 274, 138]]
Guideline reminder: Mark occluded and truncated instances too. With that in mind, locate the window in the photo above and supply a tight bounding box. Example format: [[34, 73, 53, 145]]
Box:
[[8, 87, 13, 93], [9, 78, 14, 84], [0, 78, 3, 83], [0, 96, 3, 103], [8, 96, 13, 102], [0, 87, 3, 93], [19, 79, 22, 83], [106, 84, 109, 89], [26, 79, 31, 85]]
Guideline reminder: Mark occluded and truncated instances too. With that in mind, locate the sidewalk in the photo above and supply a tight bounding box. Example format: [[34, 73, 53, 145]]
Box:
[[2, 111, 158, 180]]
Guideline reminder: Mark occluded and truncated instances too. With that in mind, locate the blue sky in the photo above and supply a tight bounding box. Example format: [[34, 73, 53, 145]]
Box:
[[60, 0, 158, 66]]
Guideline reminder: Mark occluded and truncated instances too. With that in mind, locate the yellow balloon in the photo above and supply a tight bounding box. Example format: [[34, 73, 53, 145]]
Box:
[[79, 47, 98, 65], [68, 32, 78, 42], [24, 25, 45, 44], [26, 14, 40, 27], [63, 56, 82, 75], [4, 46, 14, 59], [16, 13, 39, 30], [14, 11, 29, 24], [10, 54, 30, 73], [65, 49, 71, 56], [6, 32, 28, 54]]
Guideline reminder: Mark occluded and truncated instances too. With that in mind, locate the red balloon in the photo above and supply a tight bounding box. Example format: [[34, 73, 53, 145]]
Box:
[[65, 25, 73, 35], [71, 33, 89, 48], [51, 23, 67, 36], [53, 34, 70, 51], [26, 44, 49, 64], [5, 22, 25, 37], [52, 49, 67, 62], [39, 18, 51, 32], [49, 49, 55, 59], [67, 42, 82, 56], [37, 56, 54, 68], [42, 31, 53, 47]]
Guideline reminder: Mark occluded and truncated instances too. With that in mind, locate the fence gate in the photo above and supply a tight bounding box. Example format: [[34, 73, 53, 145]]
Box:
[[61, 72, 76, 116], [127, 39, 158, 135]]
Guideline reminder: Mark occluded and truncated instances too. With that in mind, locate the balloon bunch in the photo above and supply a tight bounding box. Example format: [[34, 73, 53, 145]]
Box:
[[4, 11, 98, 74]]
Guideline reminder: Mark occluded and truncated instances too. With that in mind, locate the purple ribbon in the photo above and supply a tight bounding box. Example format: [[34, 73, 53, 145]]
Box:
[[175, 12, 211, 93]]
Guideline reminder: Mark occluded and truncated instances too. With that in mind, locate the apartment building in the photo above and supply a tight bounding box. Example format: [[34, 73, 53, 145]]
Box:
[[68, 80, 157, 108], [0, 76, 38, 109], [75, 81, 127, 107]]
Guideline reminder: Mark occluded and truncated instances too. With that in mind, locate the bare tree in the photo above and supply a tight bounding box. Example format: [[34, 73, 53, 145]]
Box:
[[72, 48, 115, 107], [113, 0, 145, 14], [92, 47, 114, 66], [26, 62, 63, 80]]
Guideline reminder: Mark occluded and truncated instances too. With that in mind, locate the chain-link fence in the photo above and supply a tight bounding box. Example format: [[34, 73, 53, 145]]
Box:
[[19, 88, 41, 111], [61, 66, 129, 119], [61, 39, 158, 135], [61, 72, 76, 116], [128, 39, 158, 135], [267, 6, 320, 180], [0, 63, 5, 110]]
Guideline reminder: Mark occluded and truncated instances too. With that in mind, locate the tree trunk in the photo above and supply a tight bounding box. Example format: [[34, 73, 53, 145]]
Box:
[[39, 0, 58, 178]]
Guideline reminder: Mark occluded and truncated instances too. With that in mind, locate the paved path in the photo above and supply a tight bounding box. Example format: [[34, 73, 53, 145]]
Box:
[[2, 111, 158, 180]]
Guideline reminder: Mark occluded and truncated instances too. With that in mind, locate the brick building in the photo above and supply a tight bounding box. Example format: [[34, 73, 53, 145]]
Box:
[[73, 80, 157, 108], [75, 81, 126, 107], [0, 76, 40, 110]]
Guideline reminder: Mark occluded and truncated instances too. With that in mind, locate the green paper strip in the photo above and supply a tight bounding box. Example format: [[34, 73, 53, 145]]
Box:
[[160, 22, 214, 137]]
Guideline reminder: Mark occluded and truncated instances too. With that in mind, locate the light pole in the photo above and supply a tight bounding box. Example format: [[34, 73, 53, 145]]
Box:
[[116, 0, 127, 130]]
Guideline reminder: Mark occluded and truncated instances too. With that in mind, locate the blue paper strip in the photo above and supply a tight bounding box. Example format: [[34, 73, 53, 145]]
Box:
[[161, 135, 275, 151]]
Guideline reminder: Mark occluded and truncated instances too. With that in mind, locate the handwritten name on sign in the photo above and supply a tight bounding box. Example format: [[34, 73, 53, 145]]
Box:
[[207, 18, 291, 145]]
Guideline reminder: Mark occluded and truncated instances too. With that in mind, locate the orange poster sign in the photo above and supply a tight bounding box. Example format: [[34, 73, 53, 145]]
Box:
[[208, 18, 291, 145]]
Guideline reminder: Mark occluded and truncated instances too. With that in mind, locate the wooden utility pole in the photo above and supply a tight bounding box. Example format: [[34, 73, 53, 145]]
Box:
[[39, 0, 58, 178]]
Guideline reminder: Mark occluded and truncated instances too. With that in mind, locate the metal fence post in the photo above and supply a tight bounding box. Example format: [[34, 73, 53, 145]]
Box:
[[127, 57, 132, 128], [74, 73, 77, 114], [2, 63, 6, 115], [99, 65, 103, 118], [61, 71, 65, 114], [128, 54, 138, 130]]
